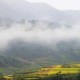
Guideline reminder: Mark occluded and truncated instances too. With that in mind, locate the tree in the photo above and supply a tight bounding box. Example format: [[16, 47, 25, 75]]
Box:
[[0, 73, 5, 80]]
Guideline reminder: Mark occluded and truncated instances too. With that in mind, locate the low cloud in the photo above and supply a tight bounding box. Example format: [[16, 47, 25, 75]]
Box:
[[0, 22, 80, 49]]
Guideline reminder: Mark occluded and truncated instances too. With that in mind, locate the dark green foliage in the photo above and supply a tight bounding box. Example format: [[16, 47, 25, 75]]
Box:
[[36, 72, 80, 80], [76, 71, 80, 80], [13, 72, 25, 80], [0, 73, 5, 80]]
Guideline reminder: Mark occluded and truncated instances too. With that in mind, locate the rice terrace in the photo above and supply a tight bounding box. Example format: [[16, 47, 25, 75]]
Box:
[[1, 63, 80, 80]]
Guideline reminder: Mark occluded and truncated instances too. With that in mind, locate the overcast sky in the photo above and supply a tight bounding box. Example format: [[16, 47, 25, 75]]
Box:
[[26, 0, 80, 10]]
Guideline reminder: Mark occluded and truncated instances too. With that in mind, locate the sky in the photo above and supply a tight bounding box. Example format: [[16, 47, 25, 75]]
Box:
[[26, 0, 80, 10]]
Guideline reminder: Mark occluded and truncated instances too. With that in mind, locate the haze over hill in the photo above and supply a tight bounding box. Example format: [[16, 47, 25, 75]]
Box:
[[0, 0, 80, 68], [0, 0, 80, 24]]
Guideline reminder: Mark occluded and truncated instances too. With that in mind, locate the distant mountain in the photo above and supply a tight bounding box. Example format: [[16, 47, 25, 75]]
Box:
[[0, 0, 59, 21], [0, 0, 15, 19], [0, 0, 80, 24], [2, 39, 80, 67], [0, 55, 26, 68]]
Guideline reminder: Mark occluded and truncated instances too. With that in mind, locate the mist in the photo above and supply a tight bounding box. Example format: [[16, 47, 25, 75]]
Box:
[[0, 21, 80, 50]]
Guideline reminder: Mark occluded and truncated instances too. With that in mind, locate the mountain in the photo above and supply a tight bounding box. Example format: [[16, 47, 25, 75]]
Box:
[[0, 0, 80, 24], [0, 0, 14, 20], [62, 10, 80, 24], [0, 55, 26, 68], [0, 0, 80, 69], [0, 0, 59, 22], [2, 39, 80, 67]]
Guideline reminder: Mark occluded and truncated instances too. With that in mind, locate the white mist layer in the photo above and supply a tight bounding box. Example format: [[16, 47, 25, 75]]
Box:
[[0, 22, 80, 49]]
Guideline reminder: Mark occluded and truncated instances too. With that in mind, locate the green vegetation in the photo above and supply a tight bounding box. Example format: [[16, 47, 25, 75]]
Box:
[[0, 55, 25, 68], [1, 64, 80, 80], [3, 40, 80, 67], [37, 73, 80, 80], [4, 70, 80, 80]]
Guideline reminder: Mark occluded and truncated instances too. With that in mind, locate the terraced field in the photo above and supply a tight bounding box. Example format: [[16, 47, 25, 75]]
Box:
[[48, 68, 80, 75], [3, 64, 80, 80]]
